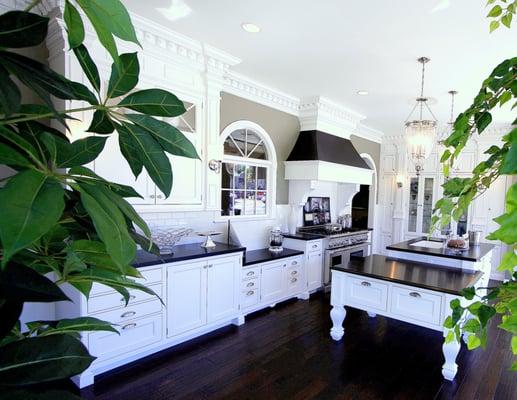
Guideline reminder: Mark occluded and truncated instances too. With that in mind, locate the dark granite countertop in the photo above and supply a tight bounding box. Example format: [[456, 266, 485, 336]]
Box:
[[133, 242, 246, 268], [386, 237, 495, 262], [331, 254, 483, 295], [243, 248, 304, 266], [282, 232, 325, 241]]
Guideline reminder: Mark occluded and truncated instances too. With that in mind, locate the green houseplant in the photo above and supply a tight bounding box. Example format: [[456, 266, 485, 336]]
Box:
[[432, 0, 517, 371], [0, 0, 199, 398]]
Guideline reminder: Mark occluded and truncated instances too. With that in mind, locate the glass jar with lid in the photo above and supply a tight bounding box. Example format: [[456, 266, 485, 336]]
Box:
[[269, 227, 284, 252]]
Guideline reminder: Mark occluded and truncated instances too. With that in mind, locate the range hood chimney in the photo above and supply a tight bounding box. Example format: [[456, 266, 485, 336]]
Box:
[[284, 97, 373, 186]]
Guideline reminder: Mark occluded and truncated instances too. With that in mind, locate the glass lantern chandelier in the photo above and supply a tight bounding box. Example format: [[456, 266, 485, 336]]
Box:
[[438, 90, 457, 144], [405, 57, 437, 175]]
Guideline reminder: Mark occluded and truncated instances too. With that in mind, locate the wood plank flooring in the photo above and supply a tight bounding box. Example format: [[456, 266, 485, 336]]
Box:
[[80, 291, 515, 400]]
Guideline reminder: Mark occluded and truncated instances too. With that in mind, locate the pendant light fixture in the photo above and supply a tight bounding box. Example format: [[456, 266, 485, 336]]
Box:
[[438, 90, 458, 144], [405, 57, 437, 175]]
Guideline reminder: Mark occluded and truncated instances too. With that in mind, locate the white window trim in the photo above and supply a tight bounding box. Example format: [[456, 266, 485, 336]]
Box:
[[217, 120, 277, 221]]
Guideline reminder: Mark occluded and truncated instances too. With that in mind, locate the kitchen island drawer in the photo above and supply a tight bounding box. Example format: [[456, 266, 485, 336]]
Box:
[[88, 314, 163, 362], [308, 241, 322, 252], [88, 284, 162, 314], [242, 266, 260, 281], [344, 276, 388, 312], [390, 285, 443, 326]]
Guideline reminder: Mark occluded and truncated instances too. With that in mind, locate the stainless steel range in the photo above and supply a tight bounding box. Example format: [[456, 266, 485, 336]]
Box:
[[297, 224, 371, 288]]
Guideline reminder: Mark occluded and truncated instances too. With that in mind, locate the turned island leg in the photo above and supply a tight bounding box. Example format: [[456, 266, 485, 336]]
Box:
[[442, 328, 461, 381], [330, 305, 346, 341]]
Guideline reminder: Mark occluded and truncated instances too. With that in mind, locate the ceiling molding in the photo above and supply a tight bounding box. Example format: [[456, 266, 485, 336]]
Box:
[[223, 71, 300, 116], [354, 124, 384, 144]]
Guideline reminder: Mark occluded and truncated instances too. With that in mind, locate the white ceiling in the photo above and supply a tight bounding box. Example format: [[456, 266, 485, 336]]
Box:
[[125, 0, 516, 136]]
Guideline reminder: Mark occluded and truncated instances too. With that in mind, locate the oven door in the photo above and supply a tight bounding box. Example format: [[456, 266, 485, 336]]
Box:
[[324, 244, 370, 285]]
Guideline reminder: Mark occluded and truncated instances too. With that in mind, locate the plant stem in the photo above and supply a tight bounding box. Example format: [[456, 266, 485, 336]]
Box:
[[24, 0, 43, 12], [0, 105, 101, 125]]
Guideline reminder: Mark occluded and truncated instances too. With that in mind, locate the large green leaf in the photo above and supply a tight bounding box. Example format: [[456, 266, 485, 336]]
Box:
[[0, 125, 42, 165], [0, 11, 48, 48], [71, 239, 141, 277], [78, 185, 136, 270], [501, 128, 517, 174], [117, 122, 173, 196], [0, 262, 70, 302], [107, 53, 139, 98], [0, 51, 97, 104], [69, 166, 143, 198], [0, 170, 65, 266], [87, 109, 114, 134], [72, 44, 100, 93], [30, 317, 118, 336], [117, 125, 143, 177], [118, 89, 186, 117], [0, 300, 23, 340], [76, 0, 140, 45], [54, 136, 107, 168], [0, 142, 32, 168], [126, 114, 200, 159], [0, 335, 95, 385], [64, 0, 85, 49], [0, 64, 21, 116]]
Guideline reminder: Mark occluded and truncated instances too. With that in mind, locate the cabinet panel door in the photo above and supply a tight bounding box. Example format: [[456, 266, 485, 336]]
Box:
[[167, 261, 207, 337], [94, 133, 155, 204], [380, 174, 395, 233], [260, 261, 286, 303], [381, 154, 396, 173], [307, 251, 323, 291], [207, 257, 239, 323]]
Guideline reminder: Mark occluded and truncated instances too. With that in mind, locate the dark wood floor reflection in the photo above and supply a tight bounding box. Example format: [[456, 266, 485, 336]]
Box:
[[81, 290, 515, 400]]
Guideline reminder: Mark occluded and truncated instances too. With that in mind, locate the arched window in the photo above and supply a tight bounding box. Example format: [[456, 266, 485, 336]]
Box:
[[220, 121, 276, 217]]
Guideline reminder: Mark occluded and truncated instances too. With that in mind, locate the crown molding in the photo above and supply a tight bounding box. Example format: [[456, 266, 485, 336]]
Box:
[[223, 71, 300, 116], [354, 123, 384, 144]]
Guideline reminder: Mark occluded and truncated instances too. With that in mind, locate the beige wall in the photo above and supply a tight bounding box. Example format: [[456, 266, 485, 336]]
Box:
[[220, 92, 300, 204], [220, 92, 382, 205]]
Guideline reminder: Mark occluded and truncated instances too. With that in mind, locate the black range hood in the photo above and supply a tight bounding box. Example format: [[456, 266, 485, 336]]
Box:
[[286, 130, 371, 170]]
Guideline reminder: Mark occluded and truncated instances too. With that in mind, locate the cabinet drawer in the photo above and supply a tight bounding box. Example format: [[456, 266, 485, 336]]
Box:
[[88, 314, 162, 362], [88, 284, 162, 314], [242, 266, 260, 281], [91, 299, 162, 324], [390, 286, 443, 326], [242, 279, 259, 291], [344, 276, 388, 311], [91, 267, 162, 296], [287, 273, 303, 295], [308, 241, 322, 252], [241, 288, 259, 309], [287, 257, 302, 267]]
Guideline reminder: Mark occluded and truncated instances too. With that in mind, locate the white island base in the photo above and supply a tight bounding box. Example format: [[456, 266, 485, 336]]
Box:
[[329, 266, 480, 381]]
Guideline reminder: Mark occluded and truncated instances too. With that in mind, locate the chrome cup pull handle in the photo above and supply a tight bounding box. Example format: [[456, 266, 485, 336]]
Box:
[[122, 323, 137, 330], [247, 291, 254, 296], [246, 282, 254, 287], [246, 271, 254, 276], [409, 292, 421, 298], [361, 281, 371, 287], [291, 278, 298, 283], [291, 271, 297, 275], [121, 311, 136, 318]]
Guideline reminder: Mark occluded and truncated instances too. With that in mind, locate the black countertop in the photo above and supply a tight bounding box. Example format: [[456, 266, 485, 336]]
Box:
[[331, 254, 483, 295], [133, 242, 246, 268], [243, 248, 304, 266], [386, 237, 495, 262], [282, 232, 325, 241]]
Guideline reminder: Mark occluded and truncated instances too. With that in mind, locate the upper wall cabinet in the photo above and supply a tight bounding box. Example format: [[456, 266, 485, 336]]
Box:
[[93, 95, 204, 209], [381, 155, 396, 173]]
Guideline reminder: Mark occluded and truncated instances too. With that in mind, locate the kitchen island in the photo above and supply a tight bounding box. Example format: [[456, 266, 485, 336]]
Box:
[[329, 255, 483, 381]]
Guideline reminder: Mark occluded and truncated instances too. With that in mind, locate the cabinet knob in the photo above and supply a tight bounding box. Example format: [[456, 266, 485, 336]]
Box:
[[203, 265, 208, 269], [208, 264, 213, 268], [157, 194, 163, 199], [149, 195, 156, 199]]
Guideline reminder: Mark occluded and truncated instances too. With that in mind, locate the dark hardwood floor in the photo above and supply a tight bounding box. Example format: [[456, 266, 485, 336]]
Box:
[[80, 291, 515, 400]]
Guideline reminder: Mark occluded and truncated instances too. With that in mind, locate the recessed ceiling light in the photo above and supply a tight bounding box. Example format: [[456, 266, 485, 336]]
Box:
[[356, 90, 369, 95], [241, 23, 261, 33]]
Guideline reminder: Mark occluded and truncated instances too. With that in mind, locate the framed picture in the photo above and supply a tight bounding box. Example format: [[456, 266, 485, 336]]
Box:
[[303, 197, 331, 226]]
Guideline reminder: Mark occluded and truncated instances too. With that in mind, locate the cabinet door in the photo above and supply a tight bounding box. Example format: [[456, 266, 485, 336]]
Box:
[[260, 261, 286, 303], [207, 257, 239, 323], [167, 261, 207, 337], [380, 174, 395, 233], [156, 100, 203, 205], [307, 251, 323, 291], [381, 154, 396, 173], [94, 132, 155, 204]]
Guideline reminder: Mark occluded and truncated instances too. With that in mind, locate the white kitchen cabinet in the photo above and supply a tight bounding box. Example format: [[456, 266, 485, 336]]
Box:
[[306, 250, 323, 291], [380, 174, 396, 233], [381, 154, 396, 173], [379, 233, 393, 254], [260, 261, 286, 304], [167, 254, 241, 337], [207, 257, 240, 323], [167, 261, 207, 336], [283, 238, 324, 292], [406, 174, 439, 236], [451, 151, 476, 173]]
